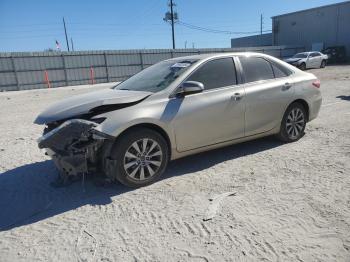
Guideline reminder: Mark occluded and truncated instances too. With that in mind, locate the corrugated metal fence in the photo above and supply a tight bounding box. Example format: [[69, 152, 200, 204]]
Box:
[[0, 46, 305, 91]]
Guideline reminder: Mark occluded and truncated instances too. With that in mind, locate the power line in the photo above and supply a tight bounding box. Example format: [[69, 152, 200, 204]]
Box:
[[0, 34, 62, 40], [178, 21, 271, 35], [1, 22, 61, 28]]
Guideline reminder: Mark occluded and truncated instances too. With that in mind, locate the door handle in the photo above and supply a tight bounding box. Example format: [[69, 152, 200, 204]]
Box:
[[231, 93, 242, 101], [282, 83, 292, 91]]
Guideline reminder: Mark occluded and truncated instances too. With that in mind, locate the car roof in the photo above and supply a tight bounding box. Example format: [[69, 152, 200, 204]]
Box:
[[295, 52, 311, 55], [165, 52, 277, 62]]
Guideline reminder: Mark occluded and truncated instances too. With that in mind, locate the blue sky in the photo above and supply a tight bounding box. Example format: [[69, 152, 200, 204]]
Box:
[[0, 0, 345, 52]]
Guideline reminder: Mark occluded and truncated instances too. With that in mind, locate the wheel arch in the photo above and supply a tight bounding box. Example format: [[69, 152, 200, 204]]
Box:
[[289, 99, 310, 121], [300, 61, 306, 68], [114, 123, 172, 158]]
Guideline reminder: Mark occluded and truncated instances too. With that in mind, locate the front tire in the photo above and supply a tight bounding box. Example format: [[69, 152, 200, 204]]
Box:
[[278, 102, 307, 142], [320, 60, 326, 68], [299, 63, 306, 71], [109, 128, 169, 188]]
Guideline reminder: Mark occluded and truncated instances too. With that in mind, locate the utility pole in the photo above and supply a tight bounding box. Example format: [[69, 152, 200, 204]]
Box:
[[71, 37, 74, 51], [63, 17, 70, 51], [260, 14, 263, 35], [185, 40, 187, 49], [170, 0, 175, 49], [163, 1, 178, 49]]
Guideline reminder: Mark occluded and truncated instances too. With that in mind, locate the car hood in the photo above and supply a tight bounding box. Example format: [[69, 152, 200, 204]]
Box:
[[284, 58, 302, 63], [34, 88, 152, 124]]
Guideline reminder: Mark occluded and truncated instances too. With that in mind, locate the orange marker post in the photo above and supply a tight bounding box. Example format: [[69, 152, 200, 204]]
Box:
[[44, 70, 51, 88], [90, 67, 95, 85]]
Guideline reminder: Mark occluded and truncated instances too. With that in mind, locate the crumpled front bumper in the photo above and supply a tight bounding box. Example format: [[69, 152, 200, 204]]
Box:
[[286, 61, 301, 66], [38, 119, 109, 177]]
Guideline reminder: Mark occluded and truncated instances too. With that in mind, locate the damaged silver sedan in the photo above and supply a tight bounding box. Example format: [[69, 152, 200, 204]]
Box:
[[35, 52, 322, 187]]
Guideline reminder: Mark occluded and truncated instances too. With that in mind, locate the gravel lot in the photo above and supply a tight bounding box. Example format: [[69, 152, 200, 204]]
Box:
[[0, 65, 349, 262]]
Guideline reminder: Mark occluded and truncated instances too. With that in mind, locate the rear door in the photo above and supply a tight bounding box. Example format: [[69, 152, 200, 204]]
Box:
[[314, 52, 323, 67], [238, 56, 294, 136], [308, 52, 321, 68]]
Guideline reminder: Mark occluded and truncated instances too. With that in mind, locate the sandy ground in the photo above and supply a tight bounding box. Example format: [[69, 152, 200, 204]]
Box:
[[0, 66, 349, 262]]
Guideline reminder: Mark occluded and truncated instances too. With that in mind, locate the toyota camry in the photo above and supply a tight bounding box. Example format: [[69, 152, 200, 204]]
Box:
[[35, 52, 322, 187]]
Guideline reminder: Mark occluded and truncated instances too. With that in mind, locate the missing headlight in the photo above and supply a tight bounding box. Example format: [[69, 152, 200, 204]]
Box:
[[90, 117, 106, 124]]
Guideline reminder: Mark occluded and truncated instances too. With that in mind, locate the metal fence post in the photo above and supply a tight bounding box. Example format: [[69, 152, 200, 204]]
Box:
[[139, 52, 144, 70], [103, 52, 110, 82], [61, 54, 68, 86], [10, 56, 19, 90]]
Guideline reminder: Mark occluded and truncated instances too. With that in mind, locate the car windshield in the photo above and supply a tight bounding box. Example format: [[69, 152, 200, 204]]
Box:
[[293, 53, 308, 58], [114, 59, 198, 93]]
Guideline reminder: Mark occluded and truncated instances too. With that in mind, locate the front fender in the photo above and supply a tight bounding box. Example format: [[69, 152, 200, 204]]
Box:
[[296, 59, 306, 65], [95, 116, 171, 138], [92, 99, 177, 146]]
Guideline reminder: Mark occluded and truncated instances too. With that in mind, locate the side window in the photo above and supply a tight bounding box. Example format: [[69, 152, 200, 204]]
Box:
[[239, 56, 274, 83], [187, 57, 237, 90], [271, 62, 290, 78]]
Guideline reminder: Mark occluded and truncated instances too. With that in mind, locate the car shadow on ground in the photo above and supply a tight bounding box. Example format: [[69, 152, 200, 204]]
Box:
[[0, 136, 283, 231], [336, 95, 350, 101]]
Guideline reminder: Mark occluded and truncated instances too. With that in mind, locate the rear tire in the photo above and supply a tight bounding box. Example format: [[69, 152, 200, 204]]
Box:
[[278, 102, 307, 142], [108, 128, 169, 188], [320, 60, 326, 68], [299, 63, 306, 71]]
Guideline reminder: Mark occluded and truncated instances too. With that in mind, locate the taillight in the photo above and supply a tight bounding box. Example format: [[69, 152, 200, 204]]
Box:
[[312, 79, 321, 88]]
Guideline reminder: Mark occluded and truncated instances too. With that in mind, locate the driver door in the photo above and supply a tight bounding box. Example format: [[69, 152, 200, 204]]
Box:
[[172, 57, 245, 152]]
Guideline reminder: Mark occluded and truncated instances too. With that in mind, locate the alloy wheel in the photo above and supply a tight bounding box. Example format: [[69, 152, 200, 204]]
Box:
[[123, 138, 163, 181], [286, 108, 305, 139]]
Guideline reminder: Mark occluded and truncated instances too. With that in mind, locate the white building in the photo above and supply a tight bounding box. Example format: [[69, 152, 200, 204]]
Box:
[[231, 1, 350, 56], [272, 1, 350, 53]]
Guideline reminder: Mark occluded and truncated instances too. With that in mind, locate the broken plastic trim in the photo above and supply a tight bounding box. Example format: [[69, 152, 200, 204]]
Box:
[[91, 129, 114, 140], [38, 119, 108, 178], [38, 119, 98, 150]]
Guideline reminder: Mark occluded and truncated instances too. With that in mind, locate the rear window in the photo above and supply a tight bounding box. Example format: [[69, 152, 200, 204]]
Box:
[[311, 52, 321, 57], [271, 62, 291, 78], [240, 56, 274, 83]]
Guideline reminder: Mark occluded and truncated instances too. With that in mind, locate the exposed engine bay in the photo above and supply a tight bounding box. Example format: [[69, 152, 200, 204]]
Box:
[[38, 119, 110, 183]]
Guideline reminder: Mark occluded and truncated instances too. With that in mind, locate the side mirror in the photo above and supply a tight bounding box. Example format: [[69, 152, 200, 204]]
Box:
[[177, 81, 204, 96]]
